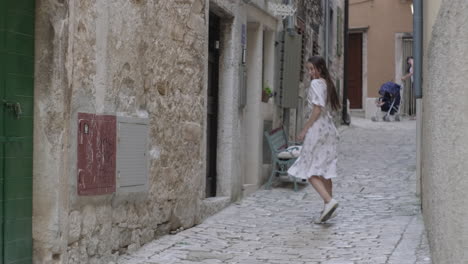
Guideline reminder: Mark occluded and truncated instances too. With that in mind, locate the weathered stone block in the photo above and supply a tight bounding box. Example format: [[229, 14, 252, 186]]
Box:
[[112, 204, 127, 224], [187, 13, 205, 34], [87, 237, 99, 256], [171, 24, 186, 41], [127, 204, 140, 229], [68, 210, 82, 244], [191, 0, 204, 13], [140, 228, 155, 245], [127, 243, 139, 254], [111, 227, 121, 251], [82, 205, 97, 236], [96, 205, 112, 225], [131, 229, 141, 246], [183, 122, 202, 142], [119, 229, 132, 248]]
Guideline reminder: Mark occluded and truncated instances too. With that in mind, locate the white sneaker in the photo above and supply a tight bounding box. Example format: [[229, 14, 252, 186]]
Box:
[[319, 199, 338, 223], [313, 216, 323, 224], [313, 211, 337, 224], [329, 210, 337, 220]]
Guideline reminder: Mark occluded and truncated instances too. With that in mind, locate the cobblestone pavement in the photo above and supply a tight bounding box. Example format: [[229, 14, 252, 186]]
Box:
[[119, 117, 432, 264]]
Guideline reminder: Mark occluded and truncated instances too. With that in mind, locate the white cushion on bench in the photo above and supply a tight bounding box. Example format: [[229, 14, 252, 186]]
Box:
[[277, 145, 302, 159]]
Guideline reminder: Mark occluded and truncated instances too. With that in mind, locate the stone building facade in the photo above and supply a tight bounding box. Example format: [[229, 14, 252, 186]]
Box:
[[0, 0, 341, 263], [290, 0, 345, 138], [34, 1, 211, 263], [420, 1, 468, 263], [349, 0, 413, 118]]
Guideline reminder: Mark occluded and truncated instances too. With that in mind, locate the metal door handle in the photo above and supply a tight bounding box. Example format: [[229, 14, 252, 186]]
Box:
[[3, 100, 22, 119], [14, 102, 22, 119]]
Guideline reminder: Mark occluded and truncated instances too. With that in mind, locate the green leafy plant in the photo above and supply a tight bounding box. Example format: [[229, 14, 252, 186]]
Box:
[[263, 83, 272, 97]]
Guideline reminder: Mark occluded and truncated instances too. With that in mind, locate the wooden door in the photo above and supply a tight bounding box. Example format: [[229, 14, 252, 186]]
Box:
[[0, 1, 35, 263], [206, 12, 220, 198], [348, 33, 363, 109]]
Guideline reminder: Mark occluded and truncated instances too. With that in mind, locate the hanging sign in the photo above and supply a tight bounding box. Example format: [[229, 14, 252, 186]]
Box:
[[268, 2, 297, 17]]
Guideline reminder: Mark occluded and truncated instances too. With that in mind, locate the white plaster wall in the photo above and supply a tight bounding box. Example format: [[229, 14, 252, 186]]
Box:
[[243, 22, 263, 189], [261, 29, 276, 183], [241, 4, 279, 196], [263, 29, 276, 94], [421, 1, 468, 263]]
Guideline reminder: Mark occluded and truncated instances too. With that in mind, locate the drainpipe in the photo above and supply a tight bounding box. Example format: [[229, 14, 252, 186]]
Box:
[[413, 0, 423, 98], [413, 0, 423, 206], [342, 0, 350, 125], [286, 0, 295, 35], [282, 0, 295, 137]]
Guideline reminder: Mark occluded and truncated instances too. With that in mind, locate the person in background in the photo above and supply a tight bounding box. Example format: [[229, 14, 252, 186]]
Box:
[[402, 56, 415, 120], [402, 56, 414, 83]]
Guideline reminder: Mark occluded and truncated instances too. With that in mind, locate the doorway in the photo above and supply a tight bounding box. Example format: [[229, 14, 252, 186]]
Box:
[[0, 1, 34, 263], [206, 12, 220, 198], [402, 38, 414, 116], [348, 33, 363, 109]]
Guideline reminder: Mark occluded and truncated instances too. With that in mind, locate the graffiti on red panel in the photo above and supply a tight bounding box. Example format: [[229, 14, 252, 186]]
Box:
[[77, 113, 116, 196]]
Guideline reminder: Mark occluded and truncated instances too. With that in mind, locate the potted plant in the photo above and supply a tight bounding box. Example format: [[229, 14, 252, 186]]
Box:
[[262, 84, 272, 103]]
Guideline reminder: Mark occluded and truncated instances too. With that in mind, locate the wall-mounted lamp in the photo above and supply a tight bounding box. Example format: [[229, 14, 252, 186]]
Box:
[[411, 3, 414, 15]]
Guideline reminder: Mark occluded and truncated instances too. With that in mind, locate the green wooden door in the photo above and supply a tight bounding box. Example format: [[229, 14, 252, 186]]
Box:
[[0, 1, 34, 263]]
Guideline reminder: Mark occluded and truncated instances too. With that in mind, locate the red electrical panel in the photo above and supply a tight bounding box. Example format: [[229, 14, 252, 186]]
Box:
[[77, 113, 116, 195]]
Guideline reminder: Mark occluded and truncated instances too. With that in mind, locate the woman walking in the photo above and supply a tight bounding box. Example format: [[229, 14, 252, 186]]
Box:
[[288, 56, 341, 224]]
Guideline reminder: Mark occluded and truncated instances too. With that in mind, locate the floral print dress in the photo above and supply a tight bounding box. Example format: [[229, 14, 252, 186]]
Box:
[[287, 79, 338, 180]]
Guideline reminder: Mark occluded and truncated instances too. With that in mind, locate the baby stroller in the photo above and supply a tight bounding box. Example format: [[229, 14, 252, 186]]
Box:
[[371, 82, 402, 122]]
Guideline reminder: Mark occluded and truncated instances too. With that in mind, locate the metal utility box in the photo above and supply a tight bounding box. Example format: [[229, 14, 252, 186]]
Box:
[[116, 117, 149, 192], [77, 113, 117, 196]]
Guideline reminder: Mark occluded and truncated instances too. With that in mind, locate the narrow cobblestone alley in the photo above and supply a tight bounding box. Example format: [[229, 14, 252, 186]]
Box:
[[119, 117, 431, 264]]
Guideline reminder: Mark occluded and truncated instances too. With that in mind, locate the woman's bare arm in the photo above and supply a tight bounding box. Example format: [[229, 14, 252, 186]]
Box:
[[401, 71, 413, 81]]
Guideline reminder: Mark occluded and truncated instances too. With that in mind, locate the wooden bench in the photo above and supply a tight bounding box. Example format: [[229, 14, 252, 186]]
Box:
[[264, 127, 302, 191]]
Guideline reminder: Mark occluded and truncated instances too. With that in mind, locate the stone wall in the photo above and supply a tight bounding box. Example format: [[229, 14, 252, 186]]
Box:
[[34, 0, 208, 263], [293, 0, 344, 136], [421, 1, 468, 263]]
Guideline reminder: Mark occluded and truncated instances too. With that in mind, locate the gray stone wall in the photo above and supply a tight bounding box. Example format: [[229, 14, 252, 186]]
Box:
[[34, 0, 208, 263], [328, 0, 345, 106], [421, 1, 468, 263], [292, 0, 344, 136]]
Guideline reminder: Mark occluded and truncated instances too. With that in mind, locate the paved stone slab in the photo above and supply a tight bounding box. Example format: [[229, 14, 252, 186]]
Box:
[[119, 118, 431, 264]]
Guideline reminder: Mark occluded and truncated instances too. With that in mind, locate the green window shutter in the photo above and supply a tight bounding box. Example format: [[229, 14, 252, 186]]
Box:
[[275, 31, 303, 109]]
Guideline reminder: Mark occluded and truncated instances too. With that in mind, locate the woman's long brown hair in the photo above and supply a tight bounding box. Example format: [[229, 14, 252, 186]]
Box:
[[308, 56, 341, 111]]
